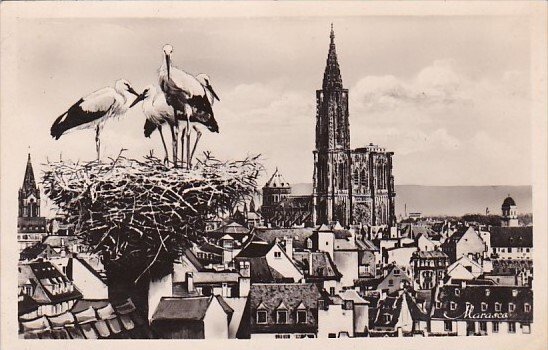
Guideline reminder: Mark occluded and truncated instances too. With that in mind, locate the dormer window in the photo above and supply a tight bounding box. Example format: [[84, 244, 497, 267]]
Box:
[[256, 310, 267, 324], [383, 314, 392, 323], [512, 289, 518, 297], [297, 310, 307, 324], [454, 288, 460, 296], [481, 302, 488, 311], [509, 303, 516, 312], [485, 289, 490, 296], [276, 302, 288, 324], [277, 310, 288, 324], [524, 303, 531, 312], [450, 302, 457, 311]]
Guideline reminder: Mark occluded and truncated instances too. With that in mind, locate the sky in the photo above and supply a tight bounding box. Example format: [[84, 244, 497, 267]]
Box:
[[7, 16, 533, 191]]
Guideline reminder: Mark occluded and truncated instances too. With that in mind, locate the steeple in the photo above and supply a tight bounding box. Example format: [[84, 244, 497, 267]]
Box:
[[22, 153, 38, 193], [322, 24, 343, 90]]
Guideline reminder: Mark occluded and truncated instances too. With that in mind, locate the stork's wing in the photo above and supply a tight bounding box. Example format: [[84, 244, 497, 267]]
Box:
[[51, 88, 116, 139], [152, 91, 175, 123], [160, 68, 214, 117]]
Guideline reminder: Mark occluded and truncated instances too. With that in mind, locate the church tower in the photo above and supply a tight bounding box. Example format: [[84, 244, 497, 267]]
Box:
[[19, 153, 41, 218], [313, 25, 352, 226], [18, 153, 47, 251], [501, 195, 519, 227]]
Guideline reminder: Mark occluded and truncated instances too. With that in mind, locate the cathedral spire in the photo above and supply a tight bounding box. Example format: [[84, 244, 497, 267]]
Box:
[[323, 24, 343, 90], [23, 153, 37, 191]]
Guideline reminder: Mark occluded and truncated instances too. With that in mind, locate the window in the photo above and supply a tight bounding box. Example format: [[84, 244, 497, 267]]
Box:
[[329, 287, 335, 296], [508, 322, 516, 333], [524, 303, 531, 312], [383, 314, 392, 323], [495, 302, 502, 312], [509, 303, 516, 312], [481, 302, 488, 311], [328, 333, 337, 338], [274, 251, 281, 258], [493, 322, 499, 333], [455, 288, 460, 296], [450, 302, 457, 311], [388, 279, 394, 287], [444, 321, 453, 332], [479, 322, 487, 332], [512, 289, 518, 297], [485, 289, 491, 296], [297, 310, 307, 324], [393, 269, 400, 276], [256, 310, 267, 324], [522, 323, 531, 334], [277, 310, 288, 324], [436, 301, 442, 309]]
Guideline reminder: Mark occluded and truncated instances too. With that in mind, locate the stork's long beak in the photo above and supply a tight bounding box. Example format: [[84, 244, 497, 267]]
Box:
[[130, 92, 146, 108], [206, 84, 220, 102], [165, 54, 171, 80], [127, 86, 139, 97]]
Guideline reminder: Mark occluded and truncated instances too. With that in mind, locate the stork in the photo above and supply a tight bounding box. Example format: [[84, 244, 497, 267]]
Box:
[[186, 73, 220, 163], [50, 79, 140, 160], [159, 44, 217, 169], [129, 84, 176, 165]]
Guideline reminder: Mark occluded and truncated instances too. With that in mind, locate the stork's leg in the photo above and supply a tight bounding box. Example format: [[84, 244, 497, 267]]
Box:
[[158, 126, 169, 166], [169, 122, 177, 168], [189, 125, 202, 166], [186, 118, 191, 169], [180, 126, 187, 168], [95, 126, 100, 160]]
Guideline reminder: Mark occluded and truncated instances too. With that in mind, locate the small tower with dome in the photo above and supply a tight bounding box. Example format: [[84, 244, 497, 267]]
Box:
[[501, 195, 519, 227]]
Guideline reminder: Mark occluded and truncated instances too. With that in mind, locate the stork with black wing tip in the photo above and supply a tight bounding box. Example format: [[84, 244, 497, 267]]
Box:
[[50, 79, 140, 160], [158, 44, 219, 169], [129, 84, 177, 165]]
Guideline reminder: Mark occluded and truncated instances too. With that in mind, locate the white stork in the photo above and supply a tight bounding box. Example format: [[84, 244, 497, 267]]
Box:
[[129, 84, 176, 165], [50, 79, 140, 160], [158, 44, 218, 168], [186, 73, 220, 163]]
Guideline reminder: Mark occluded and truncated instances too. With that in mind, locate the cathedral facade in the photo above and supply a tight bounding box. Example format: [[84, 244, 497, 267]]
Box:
[[312, 27, 396, 227]]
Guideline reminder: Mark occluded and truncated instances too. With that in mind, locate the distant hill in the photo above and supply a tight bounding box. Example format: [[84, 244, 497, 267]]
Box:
[[288, 183, 532, 216]]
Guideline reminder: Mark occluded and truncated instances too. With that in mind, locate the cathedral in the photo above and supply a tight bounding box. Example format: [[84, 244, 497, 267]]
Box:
[[261, 26, 396, 228], [312, 26, 396, 227], [18, 154, 48, 251]]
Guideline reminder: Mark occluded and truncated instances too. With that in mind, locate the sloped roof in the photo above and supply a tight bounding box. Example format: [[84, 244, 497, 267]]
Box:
[[264, 168, 290, 188], [293, 252, 342, 281], [502, 196, 516, 207], [151, 296, 212, 321], [235, 238, 273, 258], [192, 272, 240, 284], [411, 250, 448, 260], [19, 298, 154, 339], [490, 226, 532, 248], [252, 227, 314, 250]]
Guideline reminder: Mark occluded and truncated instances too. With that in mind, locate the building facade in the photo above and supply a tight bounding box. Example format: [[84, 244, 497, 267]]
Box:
[[312, 26, 396, 228]]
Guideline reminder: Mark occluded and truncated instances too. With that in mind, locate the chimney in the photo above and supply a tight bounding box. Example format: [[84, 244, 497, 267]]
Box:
[[461, 280, 466, 289], [186, 272, 194, 293], [285, 236, 293, 259]]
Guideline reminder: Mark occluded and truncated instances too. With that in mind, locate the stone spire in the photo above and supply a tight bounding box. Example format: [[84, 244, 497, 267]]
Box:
[[322, 24, 343, 90], [22, 153, 38, 194]]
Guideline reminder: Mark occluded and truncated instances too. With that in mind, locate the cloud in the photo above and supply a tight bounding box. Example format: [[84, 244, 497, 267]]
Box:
[[348, 59, 531, 185]]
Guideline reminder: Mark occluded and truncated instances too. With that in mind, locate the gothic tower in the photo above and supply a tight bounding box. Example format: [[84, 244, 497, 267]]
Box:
[[19, 153, 41, 218], [18, 153, 47, 251], [313, 25, 352, 226]]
